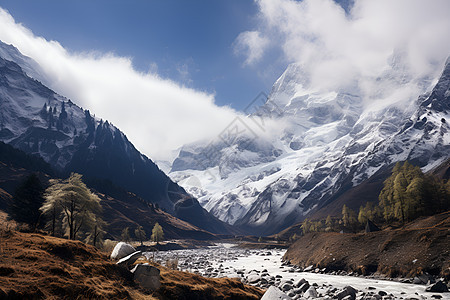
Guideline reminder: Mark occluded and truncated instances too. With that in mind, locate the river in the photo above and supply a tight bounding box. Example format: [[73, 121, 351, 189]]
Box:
[[146, 243, 449, 299]]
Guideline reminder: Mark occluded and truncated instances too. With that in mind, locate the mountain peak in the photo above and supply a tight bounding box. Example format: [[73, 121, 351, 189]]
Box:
[[420, 58, 450, 112]]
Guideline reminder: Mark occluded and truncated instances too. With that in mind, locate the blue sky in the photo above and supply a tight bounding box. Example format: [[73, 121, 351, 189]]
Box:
[[0, 0, 277, 111]]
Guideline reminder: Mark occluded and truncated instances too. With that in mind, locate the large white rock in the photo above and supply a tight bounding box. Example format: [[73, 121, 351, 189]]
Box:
[[261, 286, 291, 300], [110, 242, 136, 260]]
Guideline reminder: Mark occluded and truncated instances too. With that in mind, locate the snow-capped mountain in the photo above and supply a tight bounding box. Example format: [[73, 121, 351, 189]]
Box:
[[169, 58, 450, 235], [0, 40, 232, 234]]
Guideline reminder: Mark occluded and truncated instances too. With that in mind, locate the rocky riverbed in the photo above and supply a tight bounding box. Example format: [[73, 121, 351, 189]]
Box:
[[144, 243, 450, 300]]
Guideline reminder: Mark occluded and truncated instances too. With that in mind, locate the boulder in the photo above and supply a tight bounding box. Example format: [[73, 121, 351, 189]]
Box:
[[131, 264, 161, 291], [299, 282, 310, 293], [336, 286, 357, 300], [303, 265, 314, 272], [281, 282, 293, 292], [110, 242, 136, 260], [304, 286, 318, 298], [425, 281, 449, 293], [247, 275, 261, 284], [412, 273, 433, 285], [294, 278, 307, 288], [116, 251, 142, 267], [261, 286, 292, 300]]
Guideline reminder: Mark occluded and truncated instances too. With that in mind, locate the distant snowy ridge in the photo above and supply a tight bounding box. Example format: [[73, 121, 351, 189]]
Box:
[[169, 58, 450, 235]]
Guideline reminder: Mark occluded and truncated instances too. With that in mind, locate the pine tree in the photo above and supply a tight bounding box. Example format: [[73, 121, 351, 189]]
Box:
[[301, 218, 311, 234], [358, 205, 367, 225], [120, 227, 131, 243], [325, 215, 333, 231], [405, 176, 425, 220], [134, 225, 146, 246], [9, 173, 45, 231], [393, 172, 407, 223], [342, 205, 350, 227], [151, 222, 164, 244]]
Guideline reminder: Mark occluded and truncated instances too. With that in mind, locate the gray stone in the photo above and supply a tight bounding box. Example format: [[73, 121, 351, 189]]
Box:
[[110, 242, 136, 260], [294, 278, 307, 288], [116, 251, 142, 267], [412, 274, 431, 285], [304, 265, 314, 272], [304, 286, 318, 298], [425, 281, 449, 293], [337, 286, 357, 300], [248, 275, 261, 284], [261, 286, 292, 300], [131, 264, 161, 291], [299, 282, 311, 293], [281, 283, 293, 292]]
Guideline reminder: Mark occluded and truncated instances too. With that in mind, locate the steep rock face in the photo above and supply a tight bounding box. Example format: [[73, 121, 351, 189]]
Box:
[[0, 41, 232, 234], [170, 60, 450, 235]]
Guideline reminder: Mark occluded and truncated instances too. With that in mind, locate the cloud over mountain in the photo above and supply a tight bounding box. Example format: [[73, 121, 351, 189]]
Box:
[[235, 0, 450, 109], [0, 8, 240, 161]]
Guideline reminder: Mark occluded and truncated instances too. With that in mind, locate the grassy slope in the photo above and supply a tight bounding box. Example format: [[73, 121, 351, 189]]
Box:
[[0, 228, 262, 299], [283, 211, 450, 279], [0, 230, 135, 299], [0, 161, 216, 241]]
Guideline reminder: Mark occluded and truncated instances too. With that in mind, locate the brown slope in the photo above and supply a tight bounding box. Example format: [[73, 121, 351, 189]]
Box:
[[0, 187, 12, 212], [283, 211, 450, 279], [99, 191, 217, 241], [0, 158, 216, 240], [0, 230, 263, 300], [0, 230, 135, 299]]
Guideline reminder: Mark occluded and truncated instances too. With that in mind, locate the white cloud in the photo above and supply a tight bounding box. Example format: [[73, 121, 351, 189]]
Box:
[[237, 0, 450, 107], [233, 31, 269, 65], [0, 8, 241, 161]]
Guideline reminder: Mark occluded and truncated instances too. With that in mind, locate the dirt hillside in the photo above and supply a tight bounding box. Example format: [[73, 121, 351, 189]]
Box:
[[283, 212, 450, 279]]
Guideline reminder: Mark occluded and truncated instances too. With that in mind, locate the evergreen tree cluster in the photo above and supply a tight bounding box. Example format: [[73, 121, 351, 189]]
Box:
[[8, 173, 45, 231], [357, 202, 383, 225], [0, 141, 54, 175], [379, 161, 450, 223]]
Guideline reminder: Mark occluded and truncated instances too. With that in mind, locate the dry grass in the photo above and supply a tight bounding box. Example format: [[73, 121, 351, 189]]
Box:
[[0, 230, 137, 299], [0, 230, 262, 299]]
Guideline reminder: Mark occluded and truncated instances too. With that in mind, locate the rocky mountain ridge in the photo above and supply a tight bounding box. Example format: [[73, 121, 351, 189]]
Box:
[[0, 40, 232, 235], [169, 58, 450, 235]]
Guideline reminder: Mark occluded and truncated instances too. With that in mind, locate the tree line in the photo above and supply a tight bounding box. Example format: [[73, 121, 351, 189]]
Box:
[[296, 161, 450, 237], [8, 172, 164, 248]]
